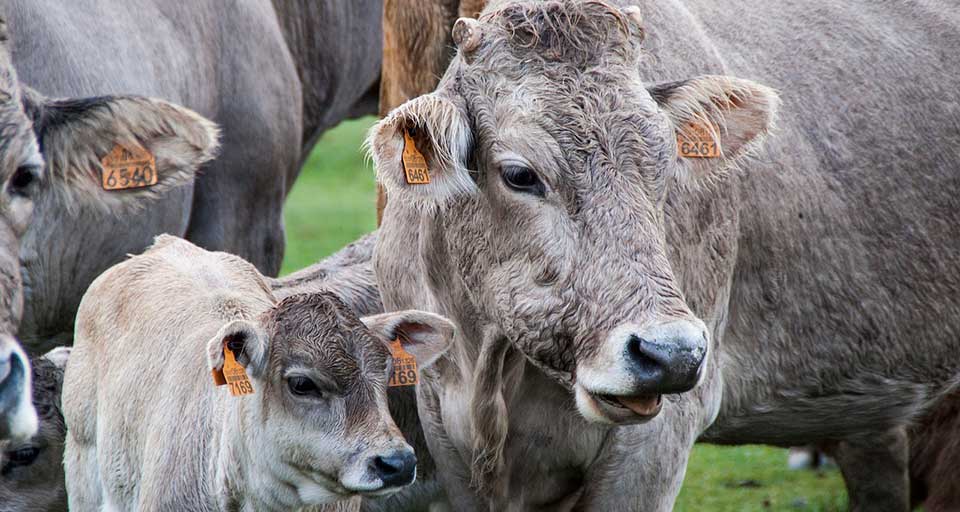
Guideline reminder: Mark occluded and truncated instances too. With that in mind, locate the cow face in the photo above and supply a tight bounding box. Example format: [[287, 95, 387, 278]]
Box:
[[205, 293, 453, 505], [0, 17, 37, 444], [371, 1, 778, 425], [0, 348, 70, 512]]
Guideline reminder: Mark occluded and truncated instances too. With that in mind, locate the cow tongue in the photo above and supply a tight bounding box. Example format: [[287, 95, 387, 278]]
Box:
[[615, 395, 661, 416]]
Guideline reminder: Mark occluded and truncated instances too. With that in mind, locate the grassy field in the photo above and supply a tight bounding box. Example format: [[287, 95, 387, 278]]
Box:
[[281, 117, 849, 511]]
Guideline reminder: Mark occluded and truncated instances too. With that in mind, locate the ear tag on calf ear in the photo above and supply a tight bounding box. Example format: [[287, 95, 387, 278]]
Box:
[[677, 121, 721, 158], [100, 143, 158, 190], [402, 131, 431, 185], [387, 338, 419, 387], [220, 342, 255, 396]]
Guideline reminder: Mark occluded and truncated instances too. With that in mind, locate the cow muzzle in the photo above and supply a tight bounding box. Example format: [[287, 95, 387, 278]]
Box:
[[0, 334, 37, 442], [574, 319, 707, 425]]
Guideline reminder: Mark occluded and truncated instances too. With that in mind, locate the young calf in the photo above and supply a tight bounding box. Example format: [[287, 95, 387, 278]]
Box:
[[62, 235, 453, 511]]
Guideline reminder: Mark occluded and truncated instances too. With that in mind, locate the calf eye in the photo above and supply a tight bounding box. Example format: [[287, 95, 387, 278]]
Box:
[[8, 165, 40, 197], [287, 376, 323, 398], [501, 165, 545, 197], [2, 446, 41, 474]]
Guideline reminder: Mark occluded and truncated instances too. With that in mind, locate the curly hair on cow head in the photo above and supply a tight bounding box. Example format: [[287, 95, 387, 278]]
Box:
[[478, 0, 644, 70]]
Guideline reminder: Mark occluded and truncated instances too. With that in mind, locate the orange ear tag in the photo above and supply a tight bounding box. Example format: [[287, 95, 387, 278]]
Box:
[[387, 339, 419, 387], [100, 143, 158, 190], [402, 131, 431, 185], [220, 343, 255, 396], [677, 121, 721, 158]]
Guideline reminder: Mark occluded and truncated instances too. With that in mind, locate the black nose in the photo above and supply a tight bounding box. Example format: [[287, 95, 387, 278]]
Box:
[[370, 450, 417, 488], [625, 320, 706, 394]]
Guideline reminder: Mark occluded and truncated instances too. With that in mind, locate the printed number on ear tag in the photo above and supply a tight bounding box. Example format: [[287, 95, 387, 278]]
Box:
[[100, 143, 158, 190], [677, 122, 721, 158], [388, 339, 418, 387], [215, 343, 255, 396], [402, 131, 431, 185]]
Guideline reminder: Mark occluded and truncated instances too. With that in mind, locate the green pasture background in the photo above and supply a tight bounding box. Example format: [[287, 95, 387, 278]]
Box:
[[281, 117, 848, 511]]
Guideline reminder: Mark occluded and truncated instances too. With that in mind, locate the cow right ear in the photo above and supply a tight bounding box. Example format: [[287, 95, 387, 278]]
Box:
[[206, 320, 268, 379], [368, 91, 475, 206]]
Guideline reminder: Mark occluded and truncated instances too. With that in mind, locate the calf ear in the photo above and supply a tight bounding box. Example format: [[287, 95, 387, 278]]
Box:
[[25, 91, 219, 210], [368, 91, 475, 206], [41, 347, 71, 371], [650, 75, 779, 183], [206, 320, 269, 379], [361, 310, 455, 369]]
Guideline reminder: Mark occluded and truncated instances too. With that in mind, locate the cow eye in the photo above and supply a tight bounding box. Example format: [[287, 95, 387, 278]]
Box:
[[287, 376, 323, 398], [2, 446, 41, 473], [8, 165, 40, 197], [501, 165, 545, 197]]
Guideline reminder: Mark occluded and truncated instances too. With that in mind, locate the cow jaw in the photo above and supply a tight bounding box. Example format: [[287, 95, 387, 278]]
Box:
[[574, 384, 663, 425]]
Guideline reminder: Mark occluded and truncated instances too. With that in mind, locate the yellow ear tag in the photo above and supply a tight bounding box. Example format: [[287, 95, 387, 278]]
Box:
[[402, 131, 431, 185], [677, 121, 721, 158], [100, 143, 158, 190], [221, 343, 255, 396], [387, 339, 419, 387]]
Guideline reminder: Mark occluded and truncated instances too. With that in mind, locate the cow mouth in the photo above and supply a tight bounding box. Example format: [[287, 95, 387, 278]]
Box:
[[575, 384, 663, 425], [596, 393, 662, 416]]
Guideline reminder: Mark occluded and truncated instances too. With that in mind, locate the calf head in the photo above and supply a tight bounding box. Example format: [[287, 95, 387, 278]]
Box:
[[371, 0, 778, 425], [0, 347, 70, 512], [206, 292, 453, 506]]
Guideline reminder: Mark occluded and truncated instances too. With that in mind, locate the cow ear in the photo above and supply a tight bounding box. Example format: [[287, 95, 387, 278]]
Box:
[[368, 91, 475, 205], [26, 92, 219, 211], [650, 75, 779, 182], [206, 320, 268, 379], [361, 310, 455, 369]]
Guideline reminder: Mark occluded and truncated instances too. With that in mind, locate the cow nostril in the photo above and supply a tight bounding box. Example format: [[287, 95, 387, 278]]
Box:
[[370, 451, 417, 487], [627, 335, 661, 370]]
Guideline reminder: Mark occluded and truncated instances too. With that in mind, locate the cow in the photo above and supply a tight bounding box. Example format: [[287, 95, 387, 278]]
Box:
[[368, 1, 960, 510], [62, 235, 455, 511], [0, 347, 70, 512], [5, 0, 383, 351]]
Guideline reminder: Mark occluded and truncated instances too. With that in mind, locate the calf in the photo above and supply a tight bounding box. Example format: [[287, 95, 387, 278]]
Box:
[[0, 347, 70, 512], [62, 236, 453, 511]]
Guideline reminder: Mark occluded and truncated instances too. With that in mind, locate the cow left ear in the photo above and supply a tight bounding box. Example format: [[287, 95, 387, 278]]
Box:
[[368, 90, 475, 206], [24, 90, 220, 211], [650, 75, 779, 182]]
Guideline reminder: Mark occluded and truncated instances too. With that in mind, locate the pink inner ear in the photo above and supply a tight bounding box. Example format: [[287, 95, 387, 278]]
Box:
[[396, 323, 430, 345]]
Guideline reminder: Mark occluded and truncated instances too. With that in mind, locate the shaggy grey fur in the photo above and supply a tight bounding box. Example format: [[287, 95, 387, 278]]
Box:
[[4, 0, 383, 350], [369, 1, 960, 510]]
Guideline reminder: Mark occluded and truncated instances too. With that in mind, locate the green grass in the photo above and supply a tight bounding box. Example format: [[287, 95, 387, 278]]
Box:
[[281, 117, 848, 511]]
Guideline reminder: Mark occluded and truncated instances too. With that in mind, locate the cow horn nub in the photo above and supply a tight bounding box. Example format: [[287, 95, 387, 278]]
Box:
[[452, 17, 483, 54], [622, 6, 643, 26]]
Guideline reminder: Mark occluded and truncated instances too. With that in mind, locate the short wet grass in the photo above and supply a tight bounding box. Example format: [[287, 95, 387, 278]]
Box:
[[282, 117, 848, 511]]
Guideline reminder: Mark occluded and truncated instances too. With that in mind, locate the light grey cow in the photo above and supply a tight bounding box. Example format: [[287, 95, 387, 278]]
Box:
[[369, 0, 960, 510], [5, 0, 383, 350], [62, 235, 454, 511], [0, 347, 71, 512]]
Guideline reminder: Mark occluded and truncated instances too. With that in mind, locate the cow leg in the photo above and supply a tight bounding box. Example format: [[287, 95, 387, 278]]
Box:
[[825, 427, 909, 512]]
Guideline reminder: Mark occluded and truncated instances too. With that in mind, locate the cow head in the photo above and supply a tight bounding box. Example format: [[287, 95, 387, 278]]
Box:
[[371, 1, 778, 425], [205, 292, 453, 505], [0, 16, 37, 443], [0, 16, 219, 349], [0, 347, 70, 512]]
